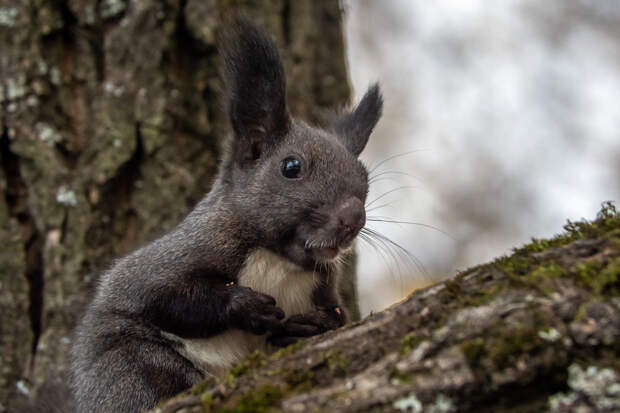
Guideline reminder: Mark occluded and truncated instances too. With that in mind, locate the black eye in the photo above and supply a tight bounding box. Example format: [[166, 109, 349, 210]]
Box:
[[281, 156, 302, 179]]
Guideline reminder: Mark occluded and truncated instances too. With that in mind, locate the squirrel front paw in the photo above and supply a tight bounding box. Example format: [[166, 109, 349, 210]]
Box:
[[228, 285, 285, 335], [268, 306, 344, 347]]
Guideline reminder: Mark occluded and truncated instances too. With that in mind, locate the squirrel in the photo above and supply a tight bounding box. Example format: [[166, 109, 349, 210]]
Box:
[[70, 17, 383, 413]]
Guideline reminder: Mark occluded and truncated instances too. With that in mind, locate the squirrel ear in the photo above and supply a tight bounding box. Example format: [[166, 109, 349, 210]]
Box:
[[220, 16, 289, 163], [333, 84, 383, 156]]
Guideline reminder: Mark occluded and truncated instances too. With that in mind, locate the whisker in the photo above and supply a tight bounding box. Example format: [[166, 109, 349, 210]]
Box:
[[368, 170, 421, 185], [357, 233, 393, 275], [364, 228, 410, 277], [365, 186, 418, 208], [368, 177, 410, 186], [359, 229, 409, 293], [336, 253, 349, 268], [362, 227, 429, 278], [367, 149, 430, 175], [366, 217, 456, 241], [359, 241, 403, 295], [366, 201, 401, 213], [360, 228, 405, 273]]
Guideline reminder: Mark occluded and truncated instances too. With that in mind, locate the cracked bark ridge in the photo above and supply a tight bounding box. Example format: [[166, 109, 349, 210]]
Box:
[[0, 1, 352, 411], [153, 204, 620, 413]]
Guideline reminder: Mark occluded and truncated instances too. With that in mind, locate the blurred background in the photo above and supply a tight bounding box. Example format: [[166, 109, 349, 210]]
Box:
[[344, 0, 620, 315]]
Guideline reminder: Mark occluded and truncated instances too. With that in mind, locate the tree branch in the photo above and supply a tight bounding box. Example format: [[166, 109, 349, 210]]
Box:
[[153, 202, 620, 413]]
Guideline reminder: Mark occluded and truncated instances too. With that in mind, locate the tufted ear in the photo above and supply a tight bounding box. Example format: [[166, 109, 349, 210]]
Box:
[[219, 16, 289, 164], [332, 84, 383, 156]]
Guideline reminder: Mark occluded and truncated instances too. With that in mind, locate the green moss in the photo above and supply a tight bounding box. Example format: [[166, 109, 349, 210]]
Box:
[[288, 373, 314, 393], [462, 337, 485, 367], [265, 368, 283, 376], [217, 370, 316, 412], [441, 276, 509, 309], [489, 203, 619, 299], [522, 238, 554, 253], [467, 283, 507, 307], [443, 278, 463, 297], [521, 230, 581, 254], [324, 350, 350, 375], [518, 201, 619, 254], [223, 384, 287, 413], [519, 263, 567, 294], [530, 263, 566, 280], [189, 376, 217, 396], [495, 255, 532, 279], [488, 325, 546, 369], [200, 392, 214, 412], [598, 257, 620, 296], [574, 260, 603, 291], [196, 342, 311, 411], [594, 201, 620, 229], [282, 368, 314, 386], [401, 333, 424, 355], [575, 257, 619, 296], [228, 350, 266, 381], [390, 369, 413, 385], [498, 254, 618, 298], [573, 300, 591, 322], [269, 340, 304, 360]]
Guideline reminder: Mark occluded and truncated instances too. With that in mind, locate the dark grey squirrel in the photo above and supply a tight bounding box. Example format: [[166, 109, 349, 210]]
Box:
[[70, 16, 383, 413]]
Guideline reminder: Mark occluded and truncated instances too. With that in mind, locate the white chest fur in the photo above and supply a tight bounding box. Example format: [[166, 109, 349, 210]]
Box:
[[163, 248, 318, 377], [237, 248, 318, 316]]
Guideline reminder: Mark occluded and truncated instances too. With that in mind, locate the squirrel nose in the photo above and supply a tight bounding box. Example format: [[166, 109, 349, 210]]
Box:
[[336, 197, 366, 241]]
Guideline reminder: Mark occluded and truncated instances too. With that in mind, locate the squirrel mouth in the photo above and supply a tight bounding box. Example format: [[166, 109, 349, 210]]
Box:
[[304, 239, 348, 261], [310, 246, 339, 260]]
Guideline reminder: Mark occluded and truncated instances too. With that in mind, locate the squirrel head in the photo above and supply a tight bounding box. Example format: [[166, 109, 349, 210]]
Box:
[[217, 17, 383, 269]]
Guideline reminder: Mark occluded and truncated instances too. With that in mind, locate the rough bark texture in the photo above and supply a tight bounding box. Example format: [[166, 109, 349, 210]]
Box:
[[0, 1, 354, 411], [153, 203, 620, 413]]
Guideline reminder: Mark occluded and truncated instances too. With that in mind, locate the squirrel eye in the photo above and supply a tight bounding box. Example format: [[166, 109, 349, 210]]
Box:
[[281, 156, 302, 179]]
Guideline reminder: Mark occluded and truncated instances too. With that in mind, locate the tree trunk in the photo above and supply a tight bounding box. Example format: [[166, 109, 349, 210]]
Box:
[[153, 204, 620, 413], [0, 1, 353, 410]]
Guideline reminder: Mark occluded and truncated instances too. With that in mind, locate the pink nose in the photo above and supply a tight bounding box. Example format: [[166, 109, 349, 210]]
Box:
[[336, 197, 366, 241]]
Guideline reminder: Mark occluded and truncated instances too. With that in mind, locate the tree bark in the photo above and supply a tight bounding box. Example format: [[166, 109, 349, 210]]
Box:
[[0, 1, 354, 411], [153, 204, 620, 413]]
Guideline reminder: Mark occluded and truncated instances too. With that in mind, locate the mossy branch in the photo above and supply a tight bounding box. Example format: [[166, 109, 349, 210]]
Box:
[[152, 202, 620, 412]]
